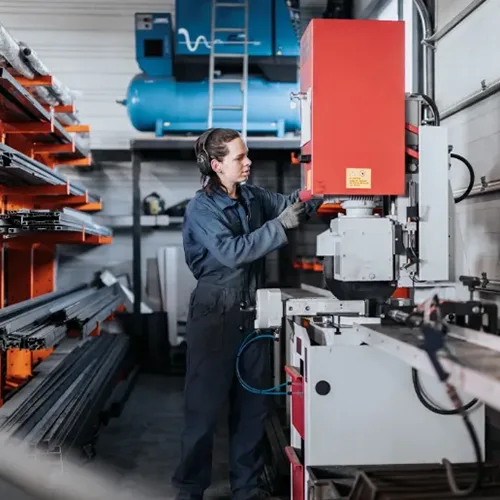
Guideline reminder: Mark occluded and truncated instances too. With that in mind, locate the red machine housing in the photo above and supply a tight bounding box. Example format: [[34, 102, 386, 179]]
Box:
[[300, 19, 406, 196]]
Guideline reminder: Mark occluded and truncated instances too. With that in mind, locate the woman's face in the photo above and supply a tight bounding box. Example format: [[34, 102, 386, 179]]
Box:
[[211, 137, 252, 185]]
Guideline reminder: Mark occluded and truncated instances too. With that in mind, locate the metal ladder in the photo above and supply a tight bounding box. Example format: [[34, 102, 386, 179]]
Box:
[[207, 0, 249, 139]]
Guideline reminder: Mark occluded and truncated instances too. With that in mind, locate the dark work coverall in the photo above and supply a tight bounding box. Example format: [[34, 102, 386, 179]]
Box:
[[172, 184, 320, 499]]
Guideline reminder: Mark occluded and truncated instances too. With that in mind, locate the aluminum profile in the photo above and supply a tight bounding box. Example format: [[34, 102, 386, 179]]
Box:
[[0, 332, 129, 452], [0, 143, 99, 202], [0, 208, 112, 238], [0, 283, 123, 350]]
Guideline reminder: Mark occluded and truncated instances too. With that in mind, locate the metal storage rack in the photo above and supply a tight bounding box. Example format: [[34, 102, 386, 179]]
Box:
[[0, 65, 114, 406]]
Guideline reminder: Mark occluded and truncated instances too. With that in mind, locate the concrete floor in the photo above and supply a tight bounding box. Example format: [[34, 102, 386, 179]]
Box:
[[89, 374, 232, 499], [0, 374, 232, 500]]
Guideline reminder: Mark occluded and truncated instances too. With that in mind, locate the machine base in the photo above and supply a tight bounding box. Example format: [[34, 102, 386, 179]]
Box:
[[287, 319, 485, 500], [306, 462, 500, 499]]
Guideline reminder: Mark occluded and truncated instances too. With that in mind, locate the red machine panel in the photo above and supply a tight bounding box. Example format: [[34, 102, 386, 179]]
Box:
[[300, 19, 405, 196]]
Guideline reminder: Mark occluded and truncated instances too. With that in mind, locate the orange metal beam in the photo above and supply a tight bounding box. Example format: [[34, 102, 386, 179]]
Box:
[[5, 196, 101, 212], [42, 104, 75, 114], [15, 75, 53, 87], [1, 230, 111, 246], [1, 121, 54, 134], [0, 352, 3, 406], [89, 321, 101, 337], [32, 347, 54, 365], [32, 142, 75, 154], [52, 194, 88, 205], [0, 247, 4, 309], [64, 124, 90, 133], [4, 244, 54, 300], [4, 244, 56, 385], [0, 181, 70, 196], [6, 193, 89, 210], [33, 245, 55, 297], [6, 246, 34, 304], [86, 235, 113, 245], [5, 134, 36, 158], [58, 156, 92, 167], [7, 349, 32, 380], [34, 153, 57, 169], [75, 201, 102, 211], [4, 231, 85, 246]]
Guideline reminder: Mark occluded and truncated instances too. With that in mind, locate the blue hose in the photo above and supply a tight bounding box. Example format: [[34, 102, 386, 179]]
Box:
[[236, 330, 290, 395]]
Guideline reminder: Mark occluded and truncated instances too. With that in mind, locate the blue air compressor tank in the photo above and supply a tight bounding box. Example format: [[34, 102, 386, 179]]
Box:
[[125, 74, 300, 137]]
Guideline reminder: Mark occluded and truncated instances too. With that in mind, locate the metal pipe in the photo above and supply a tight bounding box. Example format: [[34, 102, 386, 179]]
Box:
[[441, 79, 500, 120], [425, 0, 487, 43], [18, 41, 50, 76], [0, 24, 33, 78], [455, 179, 500, 199], [18, 42, 75, 107], [413, 0, 434, 98], [132, 150, 142, 332]]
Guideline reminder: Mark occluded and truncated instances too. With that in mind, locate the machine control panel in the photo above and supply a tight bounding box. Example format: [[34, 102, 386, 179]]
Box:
[[135, 13, 173, 77]]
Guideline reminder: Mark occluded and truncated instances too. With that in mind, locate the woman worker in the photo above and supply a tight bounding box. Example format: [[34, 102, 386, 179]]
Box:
[[172, 128, 321, 500]]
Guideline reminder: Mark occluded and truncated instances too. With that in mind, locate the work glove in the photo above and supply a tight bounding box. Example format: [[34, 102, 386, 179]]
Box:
[[277, 202, 306, 229]]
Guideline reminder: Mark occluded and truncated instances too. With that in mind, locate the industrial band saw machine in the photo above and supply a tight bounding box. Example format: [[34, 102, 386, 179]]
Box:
[[254, 19, 500, 499]]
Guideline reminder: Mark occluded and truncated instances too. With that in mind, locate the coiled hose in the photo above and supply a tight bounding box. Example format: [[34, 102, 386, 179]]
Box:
[[236, 330, 290, 396], [451, 152, 475, 203]]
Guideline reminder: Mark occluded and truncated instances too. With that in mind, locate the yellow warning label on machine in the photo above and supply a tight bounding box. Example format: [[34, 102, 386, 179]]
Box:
[[346, 168, 372, 189], [306, 169, 312, 190]]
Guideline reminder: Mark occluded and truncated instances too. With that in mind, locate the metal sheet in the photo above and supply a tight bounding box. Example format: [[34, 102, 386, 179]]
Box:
[[353, 321, 500, 414]]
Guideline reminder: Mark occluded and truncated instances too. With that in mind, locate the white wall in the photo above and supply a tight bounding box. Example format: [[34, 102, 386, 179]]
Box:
[[0, 0, 174, 150], [376, 0, 398, 20], [434, 0, 500, 281], [354, 0, 383, 17]]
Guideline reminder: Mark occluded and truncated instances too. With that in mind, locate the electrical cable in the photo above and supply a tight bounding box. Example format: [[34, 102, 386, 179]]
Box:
[[451, 152, 475, 203], [411, 368, 479, 415], [410, 93, 475, 204], [236, 330, 291, 396], [409, 297, 479, 415], [411, 92, 441, 125], [398, 298, 483, 496], [411, 157, 476, 414], [442, 383, 483, 496]]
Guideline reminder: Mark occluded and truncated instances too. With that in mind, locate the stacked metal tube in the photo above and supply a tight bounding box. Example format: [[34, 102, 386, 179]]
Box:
[[0, 283, 123, 350], [0, 21, 87, 155], [0, 22, 75, 113], [0, 143, 97, 196], [0, 332, 130, 453], [0, 208, 112, 238]]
